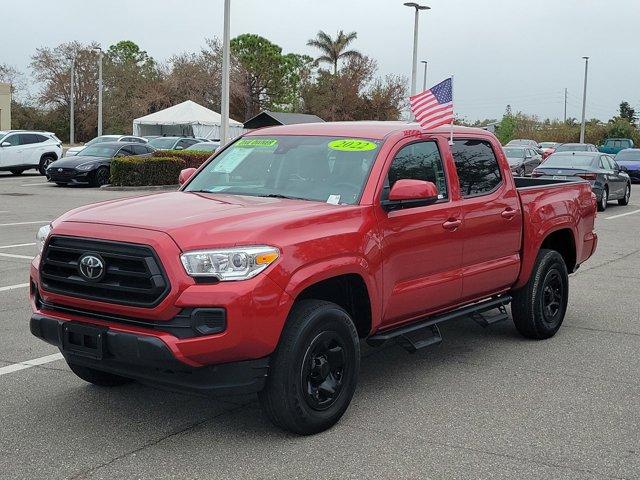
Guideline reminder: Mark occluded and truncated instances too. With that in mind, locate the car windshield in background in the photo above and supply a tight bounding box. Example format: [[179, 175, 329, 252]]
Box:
[[504, 148, 525, 159], [539, 142, 556, 148], [555, 144, 589, 152], [542, 154, 596, 168], [79, 145, 120, 157], [507, 140, 533, 146], [148, 138, 178, 149], [185, 136, 381, 205], [615, 150, 640, 162], [185, 142, 218, 152], [86, 136, 118, 146]]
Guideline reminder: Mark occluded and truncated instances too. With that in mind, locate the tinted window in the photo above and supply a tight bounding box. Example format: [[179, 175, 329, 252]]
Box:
[[33, 134, 49, 143], [386, 141, 447, 199], [178, 139, 198, 148], [117, 145, 136, 156], [131, 145, 148, 155], [18, 134, 36, 145], [452, 140, 502, 197]]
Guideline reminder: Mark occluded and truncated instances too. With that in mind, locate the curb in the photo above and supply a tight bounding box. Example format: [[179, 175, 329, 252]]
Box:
[[100, 184, 179, 192]]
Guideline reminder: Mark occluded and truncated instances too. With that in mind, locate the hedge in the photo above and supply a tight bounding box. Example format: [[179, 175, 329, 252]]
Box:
[[110, 156, 186, 186], [153, 150, 212, 169]]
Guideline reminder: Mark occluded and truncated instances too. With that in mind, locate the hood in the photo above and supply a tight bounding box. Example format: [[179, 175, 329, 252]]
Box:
[[506, 157, 523, 166], [48, 155, 108, 169], [617, 160, 640, 170], [65, 146, 84, 156], [57, 191, 363, 251]]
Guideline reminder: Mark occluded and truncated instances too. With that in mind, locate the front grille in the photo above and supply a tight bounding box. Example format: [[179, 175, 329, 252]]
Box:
[[48, 168, 76, 180], [40, 236, 170, 308]]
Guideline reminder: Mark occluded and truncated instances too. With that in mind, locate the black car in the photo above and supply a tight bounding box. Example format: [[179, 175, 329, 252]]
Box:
[[46, 142, 154, 187], [503, 146, 542, 176], [532, 151, 631, 212], [554, 143, 599, 153]]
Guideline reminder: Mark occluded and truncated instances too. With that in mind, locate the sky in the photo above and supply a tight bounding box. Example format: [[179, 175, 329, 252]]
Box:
[[2, 0, 639, 122]]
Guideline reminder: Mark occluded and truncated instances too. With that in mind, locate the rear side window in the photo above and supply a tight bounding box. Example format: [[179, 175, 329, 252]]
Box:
[[452, 140, 502, 197], [386, 141, 448, 200]]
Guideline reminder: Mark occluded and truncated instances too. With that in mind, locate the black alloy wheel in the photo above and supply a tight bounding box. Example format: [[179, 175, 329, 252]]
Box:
[[301, 331, 347, 411]]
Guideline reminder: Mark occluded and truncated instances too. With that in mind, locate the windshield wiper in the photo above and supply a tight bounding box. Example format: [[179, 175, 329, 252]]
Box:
[[261, 194, 309, 201]]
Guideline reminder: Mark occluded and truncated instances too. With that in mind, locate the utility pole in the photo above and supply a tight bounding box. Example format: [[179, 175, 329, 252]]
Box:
[[564, 88, 567, 122], [421, 60, 428, 92], [70, 57, 75, 145], [97, 49, 103, 137], [220, 0, 231, 146], [404, 3, 430, 96], [580, 57, 589, 143]]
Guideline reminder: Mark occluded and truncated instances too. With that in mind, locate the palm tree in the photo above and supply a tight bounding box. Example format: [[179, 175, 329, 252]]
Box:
[[307, 30, 361, 75]]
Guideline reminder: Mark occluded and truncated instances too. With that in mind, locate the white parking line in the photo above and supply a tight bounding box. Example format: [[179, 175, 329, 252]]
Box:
[[0, 252, 33, 260], [0, 353, 64, 376], [0, 242, 36, 249], [0, 220, 50, 227], [605, 209, 640, 220], [0, 283, 29, 292]]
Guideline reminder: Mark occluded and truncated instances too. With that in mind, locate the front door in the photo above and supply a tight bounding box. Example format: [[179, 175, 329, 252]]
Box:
[[376, 137, 463, 327], [0, 133, 22, 168], [451, 138, 523, 301]]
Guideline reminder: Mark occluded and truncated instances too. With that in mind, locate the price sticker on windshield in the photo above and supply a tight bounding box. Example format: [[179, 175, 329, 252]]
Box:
[[235, 139, 278, 148], [328, 139, 378, 152]]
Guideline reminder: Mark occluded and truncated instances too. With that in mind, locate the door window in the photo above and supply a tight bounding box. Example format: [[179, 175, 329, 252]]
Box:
[[116, 146, 135, 157], [385, 141, 448, 201], [2, 134, 21, 146], [131, 145, 148, 155], [451, 140, 502, 197]]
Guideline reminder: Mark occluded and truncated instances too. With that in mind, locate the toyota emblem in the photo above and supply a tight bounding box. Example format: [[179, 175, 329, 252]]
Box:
[[78, 253, 105, 282]]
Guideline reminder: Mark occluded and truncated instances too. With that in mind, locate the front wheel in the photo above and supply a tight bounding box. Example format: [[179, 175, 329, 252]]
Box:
[[618, 183, 631, 206], [91, 166, 110, 187], [511, 249, 569, 339], [259, 300, 360, 435], [597, 187, 608, 212]]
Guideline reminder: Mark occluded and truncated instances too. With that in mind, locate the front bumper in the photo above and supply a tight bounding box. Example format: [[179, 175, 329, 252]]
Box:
[[30, 313, 269, 396], [47, 168, 91, 184]]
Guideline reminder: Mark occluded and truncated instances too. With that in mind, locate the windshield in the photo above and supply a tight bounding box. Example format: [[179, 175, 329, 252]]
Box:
[[79, 145, 120, 157], [506, 140, 533, 147], [555, 144, 589, 152], [185, 136, 381, 205], [539, 142, 556, 149], [615, 150, 640, 162], [186, 143, 218, 152], [148, 138, 178, 149], [543, 154, 597, 168], [504, 147, 525, 159], [86, 136, 119, 146]]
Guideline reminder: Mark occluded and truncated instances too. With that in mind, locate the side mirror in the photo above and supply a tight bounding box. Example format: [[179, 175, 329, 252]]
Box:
[[619, 165, 628, 172], [383, 179, 439, 211], [1, 141, 10, 147], [179, 167, 197, 186]]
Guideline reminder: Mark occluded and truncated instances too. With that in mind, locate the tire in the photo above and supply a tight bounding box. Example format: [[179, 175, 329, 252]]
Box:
[[511, 249, 569, 340], [9, 168, 25, 175], [55, 182, 67, 187], [618, 183, 631, 206], [39, 155, 56, 175], [91, 166, 110, 187], [597, 186, 608, 212], [67, 361, 133, 387], [258, 299, 360, 435]]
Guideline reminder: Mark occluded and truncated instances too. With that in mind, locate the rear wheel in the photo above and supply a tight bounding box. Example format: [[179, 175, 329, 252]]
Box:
[[91, 166, 110, 187], [67, 361, 133, 387], [597, 187, 608, 212], [39, 155, 56, 175], [259, 300, 360, 435], [511, 249, 569, 339], [618, 183, 631, 206]]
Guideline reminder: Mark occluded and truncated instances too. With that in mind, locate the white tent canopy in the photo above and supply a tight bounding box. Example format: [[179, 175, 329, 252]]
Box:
[[132, 100, 244, 139]]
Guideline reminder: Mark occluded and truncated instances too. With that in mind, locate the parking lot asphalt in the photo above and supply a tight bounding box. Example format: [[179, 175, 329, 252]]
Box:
[[0, 172, 639, 480]]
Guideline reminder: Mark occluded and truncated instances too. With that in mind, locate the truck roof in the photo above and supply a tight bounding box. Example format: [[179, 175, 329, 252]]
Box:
[[245, 121, 488, 140]]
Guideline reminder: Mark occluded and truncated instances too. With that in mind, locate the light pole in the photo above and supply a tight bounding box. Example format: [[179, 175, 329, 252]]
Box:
[[404, 2, 430, 96], [93, 47, 104, 137], [70, 57, 75, 145], [220, 0, 231, 146], [421, 60, 428, 91], [580, 56, 589, 143]]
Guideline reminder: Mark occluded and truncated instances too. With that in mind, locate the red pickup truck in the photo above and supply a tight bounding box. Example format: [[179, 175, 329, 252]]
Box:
[[30, 123, 597, 435]]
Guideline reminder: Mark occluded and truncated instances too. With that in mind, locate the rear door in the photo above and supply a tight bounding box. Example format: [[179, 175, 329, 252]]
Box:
[[377, 137, 463, 326], [605, 156, 626, 198], [452, 138, 523, 301]]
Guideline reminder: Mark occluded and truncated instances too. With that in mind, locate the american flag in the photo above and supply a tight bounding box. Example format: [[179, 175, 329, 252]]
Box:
[[410, 77, 454, 130]]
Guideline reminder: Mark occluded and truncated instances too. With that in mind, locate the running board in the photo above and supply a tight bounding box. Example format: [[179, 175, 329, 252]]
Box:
[[367, 296, 512, 353]]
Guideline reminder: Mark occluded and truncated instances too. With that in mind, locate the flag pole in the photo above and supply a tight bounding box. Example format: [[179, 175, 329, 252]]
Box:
[[449, 75, 454, 145]]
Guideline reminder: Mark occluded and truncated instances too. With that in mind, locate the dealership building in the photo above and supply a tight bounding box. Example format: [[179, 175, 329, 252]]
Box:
[[0, 83, 11, 130]]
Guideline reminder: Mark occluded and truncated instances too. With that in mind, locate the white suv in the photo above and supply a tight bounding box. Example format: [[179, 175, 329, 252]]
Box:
[[0, 130, 63, 175], [65, 135, 148, 157]]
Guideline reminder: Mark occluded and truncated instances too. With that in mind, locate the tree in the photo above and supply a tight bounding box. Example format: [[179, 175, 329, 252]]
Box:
[[307, 30, 361, 75], [619, 101, 637, 125], [496, 106, 517, 144], [0, 63, 27, 99]]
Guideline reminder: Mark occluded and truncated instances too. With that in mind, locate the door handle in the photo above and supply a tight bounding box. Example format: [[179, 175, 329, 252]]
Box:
[[501, 208, 517, 220], [442, 218, 462, 231]]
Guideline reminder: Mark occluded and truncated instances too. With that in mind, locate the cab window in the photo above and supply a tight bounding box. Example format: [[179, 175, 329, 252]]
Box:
[[451, 140, 502, 197]]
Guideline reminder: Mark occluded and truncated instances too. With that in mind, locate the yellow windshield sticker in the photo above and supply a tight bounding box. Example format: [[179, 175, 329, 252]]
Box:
[[235, 138, 278, 148], [328, 139, 377, 152]]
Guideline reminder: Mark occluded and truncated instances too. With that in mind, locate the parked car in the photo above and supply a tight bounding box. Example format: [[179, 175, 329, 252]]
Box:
[[0, 130, 63, 175], [554, 143, 598, 153], [46, 142, 154, 187], [65, 135, 148, 157], [599, 138, 634, 155], [532, 151, 631, 211], [503, 146, 542, 176], [614, 148, 640, 183], [30, 123, 597, 435], [539, 141, 559, 160], [505, 139, 540, 149], [147, 136, 203, 150], [184, 141, 220, 152]]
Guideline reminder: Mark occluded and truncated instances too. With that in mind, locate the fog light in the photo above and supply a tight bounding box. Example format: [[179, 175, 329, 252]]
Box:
[[191, 308, 226, 335]]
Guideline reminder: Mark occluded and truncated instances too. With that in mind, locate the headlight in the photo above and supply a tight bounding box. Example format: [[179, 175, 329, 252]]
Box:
[[76, 163, 95, 171], [36, 224, 52, 254], [180, 246, 279, 281]]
